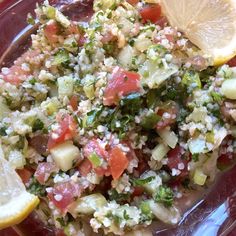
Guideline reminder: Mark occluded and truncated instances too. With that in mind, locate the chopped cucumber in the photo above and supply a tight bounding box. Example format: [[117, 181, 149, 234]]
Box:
[[140, 171, 162, 195], [50, 141, 80, 171], [57, 76, 74, 99], [68, 193, 107, 216], [158, 129, 178, 149], [151, 143, 170, 161], [193, 168, 207, 186], [148, 200, 180, 225], [139, 60, 178, 88], [221, 78, 236, 99]]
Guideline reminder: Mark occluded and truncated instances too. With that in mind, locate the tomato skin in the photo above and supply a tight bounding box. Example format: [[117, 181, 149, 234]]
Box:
[[17, 168, 33, 184], [44, 20, 59, 44], [34, 162, 57, 184], [109, 147, 129, 180], [83, 139, 109, 160], [47, 114, 77, 150], [217, 136, 235, 170], [77, 159, 92, 177], [47, 181, 81, 211], [227, 56, 236, 67], [69, 95, 78, 111], [139, 4, 162, 24], [103, 67, 141, 106], [132, 186, 144, 197], [127, 0, 139, 5], [167, 146, 188, 176]]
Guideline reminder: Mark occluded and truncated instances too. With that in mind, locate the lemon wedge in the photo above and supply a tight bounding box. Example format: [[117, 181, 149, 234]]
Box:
[[0, 144, 39, 229], [160, 0, 236, 65]]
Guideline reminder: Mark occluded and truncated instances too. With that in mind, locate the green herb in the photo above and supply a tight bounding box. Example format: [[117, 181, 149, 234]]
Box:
[[32, 119, 44, 132], [27, 13, 35, 25], [123, 210, 130, 220], [155, 186, 174, 207], [128, 38, 135, 46], [53, 49, 70, 66], [88, 152, 102, 168], [211, 91, 223, 102], [120, 93, 142, 115], [141, 112, 161, 130], [108, 189, 130, 203], [29, 78, 37, 85], [192, 153, 199, 162], [0, 127, 7, 136], [182, 70, 201, 91], [56, 218, 67, 227], [140, 201, 153, 221], [103, 42, 116, 55], [146, 89, 159, 108], [132, 176, 155, 186], [27, 177, 46, 197], [85, 107, 103, 127]]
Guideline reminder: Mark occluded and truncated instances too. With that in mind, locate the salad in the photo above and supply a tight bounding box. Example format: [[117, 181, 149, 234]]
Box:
[[0, 0, 236, 235]]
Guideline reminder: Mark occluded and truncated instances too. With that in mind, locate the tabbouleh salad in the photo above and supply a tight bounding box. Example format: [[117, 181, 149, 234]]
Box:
[[0, 0, 236, 235]]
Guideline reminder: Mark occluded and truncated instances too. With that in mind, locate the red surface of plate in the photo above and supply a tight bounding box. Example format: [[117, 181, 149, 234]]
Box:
[[0, 1, 236, 235]]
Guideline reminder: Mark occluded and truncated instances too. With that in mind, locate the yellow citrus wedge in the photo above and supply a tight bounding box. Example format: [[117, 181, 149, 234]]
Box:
[[0, 144, 39, 230], [160, 0, 236, 65]]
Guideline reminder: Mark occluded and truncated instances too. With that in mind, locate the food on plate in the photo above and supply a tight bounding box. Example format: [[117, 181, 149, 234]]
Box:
[[0, 0, 236, 235]]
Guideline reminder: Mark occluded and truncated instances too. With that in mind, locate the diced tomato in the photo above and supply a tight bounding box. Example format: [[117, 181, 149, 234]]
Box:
[[77, 159, 92, 177], [103, 67, 141, 106], [17, 168, 33, 184], [34, 162, 58, 184], [167, 146, 188, 176], [44, 20, 60, 44], [227, 56, 236, 67], [127, 0, 139, 5], [132, 186, 144, 197], [47, 181, 82, 211], [217, 136, 235, 170], [156, 102, 178, 130], [139, 4, 162, 24], [1, 49, 40, 85], [47, 114, 77, 150], [67, 22, 80, 35], [156, 16, 168, 28], [69, 95, 78, 111], [83, 139, 109, 160], [109, 147, 129, 180]]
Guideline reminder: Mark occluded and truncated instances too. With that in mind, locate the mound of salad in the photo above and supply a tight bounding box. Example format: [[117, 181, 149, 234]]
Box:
[[0, 0, 236, 235]]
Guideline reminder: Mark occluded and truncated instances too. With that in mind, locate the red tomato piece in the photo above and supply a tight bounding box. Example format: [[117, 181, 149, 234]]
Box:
[[139, 4, 162, 24], [132, 186, 144, 197], [47, 181, 82, 211], [77, 159, 93, 177], [34, 162, 58, 184], [44, 20, 60, 44], [69, 95, 78, 111], [83, 139, 109, 160], [167, 146, 188, 175], [218, 136, 235, 170], [109, 147, 129, 180], [17, 168, 33, 184], [47, 114, 77, 150], [103, 67, 141, 106], [127, 0, 139, 5], [227, 56, 236, 67]]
